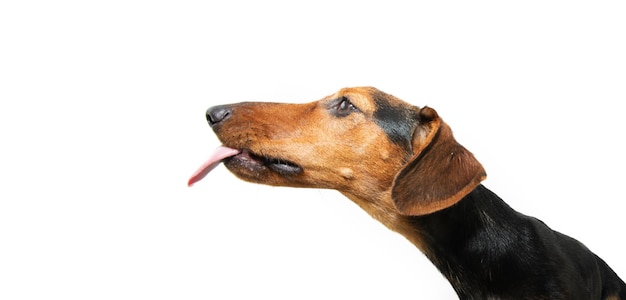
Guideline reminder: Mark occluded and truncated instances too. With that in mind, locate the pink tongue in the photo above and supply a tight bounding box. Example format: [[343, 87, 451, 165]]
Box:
[[188, 146, 241, 186]]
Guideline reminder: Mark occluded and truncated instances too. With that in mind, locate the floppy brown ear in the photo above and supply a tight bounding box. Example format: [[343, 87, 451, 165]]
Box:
[[391, 107, 486, 216]]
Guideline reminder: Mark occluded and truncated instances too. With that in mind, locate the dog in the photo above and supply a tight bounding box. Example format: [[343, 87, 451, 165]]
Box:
[[189, 87, 625, 299]]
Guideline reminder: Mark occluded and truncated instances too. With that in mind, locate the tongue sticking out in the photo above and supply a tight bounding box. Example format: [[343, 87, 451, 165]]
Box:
[[188, 146, 241, 186]]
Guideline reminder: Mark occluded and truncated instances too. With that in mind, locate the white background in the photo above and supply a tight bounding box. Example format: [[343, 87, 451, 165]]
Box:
[[1, 1, 625, 299]]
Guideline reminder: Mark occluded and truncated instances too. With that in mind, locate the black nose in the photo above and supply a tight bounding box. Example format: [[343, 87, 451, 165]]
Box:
[[206, 105, 232, 126]]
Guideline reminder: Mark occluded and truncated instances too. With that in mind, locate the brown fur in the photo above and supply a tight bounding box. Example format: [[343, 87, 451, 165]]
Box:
[[200, 86, 625, 299], [209, 87, 457, 252], [392, 106, 486, 216]]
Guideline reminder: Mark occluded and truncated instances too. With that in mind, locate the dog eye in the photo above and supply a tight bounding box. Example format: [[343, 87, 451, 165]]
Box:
[[331, 97, 358, 116]]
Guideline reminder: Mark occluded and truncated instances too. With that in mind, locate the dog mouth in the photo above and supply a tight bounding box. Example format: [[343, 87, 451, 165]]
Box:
[[188, 146, 302, 186]]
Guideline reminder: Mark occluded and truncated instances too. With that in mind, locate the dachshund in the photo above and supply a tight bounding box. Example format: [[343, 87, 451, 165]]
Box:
[[189, 86, 625, 299]]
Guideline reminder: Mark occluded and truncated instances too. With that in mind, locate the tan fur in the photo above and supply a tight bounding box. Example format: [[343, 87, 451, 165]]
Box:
[[210, 87, 485, 254]]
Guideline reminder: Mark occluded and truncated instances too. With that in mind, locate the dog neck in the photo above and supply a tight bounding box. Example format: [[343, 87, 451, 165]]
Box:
[[409, 185, 525, 296], [345, 185, 525, 298]]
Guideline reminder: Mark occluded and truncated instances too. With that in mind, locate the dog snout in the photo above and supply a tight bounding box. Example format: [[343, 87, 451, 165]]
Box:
[[206, 105, 232, 126]]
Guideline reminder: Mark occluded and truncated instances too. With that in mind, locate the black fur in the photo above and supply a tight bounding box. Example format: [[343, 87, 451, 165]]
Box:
[[372, 92, 419, 149], [407, 185, 626, 299]]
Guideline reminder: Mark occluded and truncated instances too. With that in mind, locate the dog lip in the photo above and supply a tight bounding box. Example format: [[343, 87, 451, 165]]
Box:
[[225, 149, 262, 166], [266, 158, 303, 175], [227, 149, 303, 176]]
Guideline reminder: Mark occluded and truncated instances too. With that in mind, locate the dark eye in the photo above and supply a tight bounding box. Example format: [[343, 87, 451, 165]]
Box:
[[331, 97, 359, 116]]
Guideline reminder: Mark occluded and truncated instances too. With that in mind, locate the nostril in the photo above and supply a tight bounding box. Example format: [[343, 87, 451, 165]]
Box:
[[206, 105, 232, 126]]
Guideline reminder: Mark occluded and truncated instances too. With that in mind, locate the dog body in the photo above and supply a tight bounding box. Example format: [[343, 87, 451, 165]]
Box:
[[190, 87, 625, 299]]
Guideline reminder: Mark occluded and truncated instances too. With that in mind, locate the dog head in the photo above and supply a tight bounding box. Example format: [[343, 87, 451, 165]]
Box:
[[190, 87, 486, 217]]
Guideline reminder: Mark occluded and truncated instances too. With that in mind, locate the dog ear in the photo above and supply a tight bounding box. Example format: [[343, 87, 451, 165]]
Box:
[[391, 107, 486, 216]]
